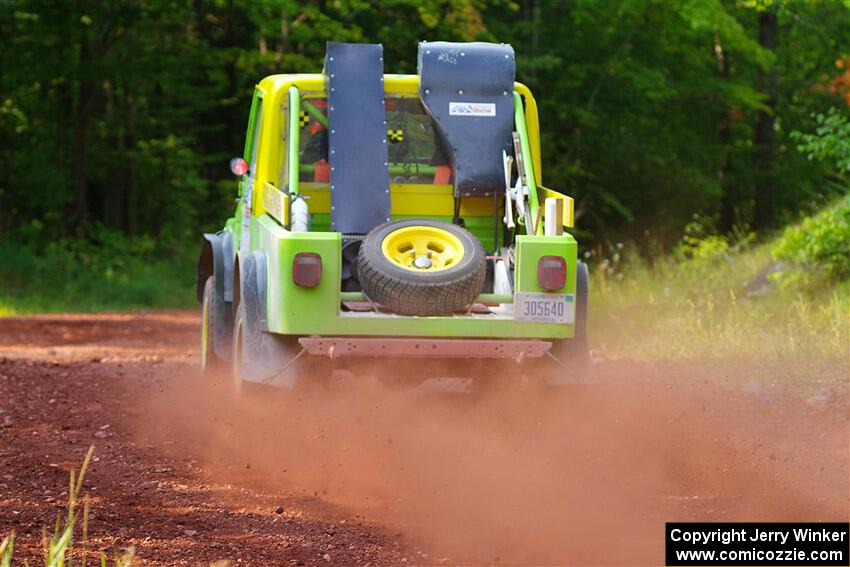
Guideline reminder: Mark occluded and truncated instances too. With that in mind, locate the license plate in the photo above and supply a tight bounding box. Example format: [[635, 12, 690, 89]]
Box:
[[514, 292, 575, 324]]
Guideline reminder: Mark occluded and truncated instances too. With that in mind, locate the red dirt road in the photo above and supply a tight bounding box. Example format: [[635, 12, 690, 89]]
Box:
[[1, 311, 847, 566], [1, 312, 413, 566]]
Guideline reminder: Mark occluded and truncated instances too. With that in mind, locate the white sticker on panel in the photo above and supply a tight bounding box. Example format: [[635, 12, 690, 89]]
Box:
[[449, 102, 496, 117]]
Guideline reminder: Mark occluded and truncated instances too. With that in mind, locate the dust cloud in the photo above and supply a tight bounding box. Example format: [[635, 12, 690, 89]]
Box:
[[137, 357, 848, 565]]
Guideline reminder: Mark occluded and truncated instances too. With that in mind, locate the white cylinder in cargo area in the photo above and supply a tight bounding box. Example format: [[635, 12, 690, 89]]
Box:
[[291, 196, 309, 232]]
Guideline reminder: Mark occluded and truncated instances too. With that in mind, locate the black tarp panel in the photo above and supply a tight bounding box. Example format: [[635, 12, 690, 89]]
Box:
[[324, 42, 391, 233], [418, 41, 515, 197]]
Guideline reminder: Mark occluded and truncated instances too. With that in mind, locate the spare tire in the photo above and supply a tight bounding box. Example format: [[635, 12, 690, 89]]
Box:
[[357, 219, 487, 316]]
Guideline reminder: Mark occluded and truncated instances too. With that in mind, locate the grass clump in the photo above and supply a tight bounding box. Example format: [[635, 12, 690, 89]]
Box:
[[0, 446, 135, 567]]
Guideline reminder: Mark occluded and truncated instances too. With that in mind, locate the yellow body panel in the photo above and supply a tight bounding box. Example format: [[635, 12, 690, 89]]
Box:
[[249, 74, 545, 222], [298, 182, 497, 218]]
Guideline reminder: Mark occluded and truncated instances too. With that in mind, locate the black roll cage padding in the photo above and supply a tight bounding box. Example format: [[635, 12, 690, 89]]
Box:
[[418, 41, 516, 197], [324, 42, 392, 234]]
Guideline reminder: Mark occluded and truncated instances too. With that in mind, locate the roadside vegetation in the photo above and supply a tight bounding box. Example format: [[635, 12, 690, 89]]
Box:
[[591, 103, 849, 383], [591, 197, 850, 387], [0, 228, 195, 316]]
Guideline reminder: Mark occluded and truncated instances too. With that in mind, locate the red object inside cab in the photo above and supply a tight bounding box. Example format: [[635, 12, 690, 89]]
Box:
[[314, 159, 330, 183]]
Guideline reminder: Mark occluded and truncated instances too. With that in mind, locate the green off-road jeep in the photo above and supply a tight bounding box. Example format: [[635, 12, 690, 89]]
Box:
[[196, 41, 589, 391]]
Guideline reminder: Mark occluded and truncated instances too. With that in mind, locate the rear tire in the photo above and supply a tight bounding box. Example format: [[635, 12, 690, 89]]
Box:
[[539, 261, 592, 385], [231, 302, 311, 396], [200, 276, 227, 374], [231, 255, 330, 395]]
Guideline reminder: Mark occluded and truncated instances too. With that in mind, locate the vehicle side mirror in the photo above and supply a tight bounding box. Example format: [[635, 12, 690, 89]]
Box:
[[230, 157, 248, 176]]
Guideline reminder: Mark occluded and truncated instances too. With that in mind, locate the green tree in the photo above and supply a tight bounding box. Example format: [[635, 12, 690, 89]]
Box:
[[1, 0, 848, 255]]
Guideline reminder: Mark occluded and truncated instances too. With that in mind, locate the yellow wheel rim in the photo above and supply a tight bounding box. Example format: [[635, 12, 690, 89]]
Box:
[[200, 294, 210, 368], [381, 225, 465, 272]]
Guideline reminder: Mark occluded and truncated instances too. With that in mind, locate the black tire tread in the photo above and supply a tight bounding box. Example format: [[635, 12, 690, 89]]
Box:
[[201, 276, 227, 371], [232, 254, 329, 389], [357, 220, 487, 316], [543, 261, 592, 384]]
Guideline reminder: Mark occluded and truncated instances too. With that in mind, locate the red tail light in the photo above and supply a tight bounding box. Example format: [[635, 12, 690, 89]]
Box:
[[537, 256, 566, 290], [293, 253, 322, 287]]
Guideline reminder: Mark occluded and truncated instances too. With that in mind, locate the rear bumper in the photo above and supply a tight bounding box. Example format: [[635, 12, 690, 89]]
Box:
[[299, 336, 551, 361], [255, 216, 578, 340]]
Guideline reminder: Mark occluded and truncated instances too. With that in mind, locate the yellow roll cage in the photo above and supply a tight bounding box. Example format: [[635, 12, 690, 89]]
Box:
[[245, 74, 572, 230]]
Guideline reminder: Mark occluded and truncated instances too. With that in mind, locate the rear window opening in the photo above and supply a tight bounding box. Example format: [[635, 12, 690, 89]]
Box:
[[290, 95, 449, 186]]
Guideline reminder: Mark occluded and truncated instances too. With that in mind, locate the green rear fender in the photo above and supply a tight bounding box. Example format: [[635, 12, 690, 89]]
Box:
[[515, 234, 578, 294], [258, 216, 342, 334]]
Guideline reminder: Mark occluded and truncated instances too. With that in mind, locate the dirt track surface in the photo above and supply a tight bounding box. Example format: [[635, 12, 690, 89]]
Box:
[[1, 311, 848, 566]]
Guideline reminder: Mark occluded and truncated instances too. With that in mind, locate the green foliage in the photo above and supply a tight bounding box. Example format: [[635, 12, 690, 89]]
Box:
[[675, 218, 731, 266], [792, 108, 850, 173], [0, 228, 195, 314], [772, 199, 850, 281], [486, 0, 850, 241], [669, 215, 755, 287]]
